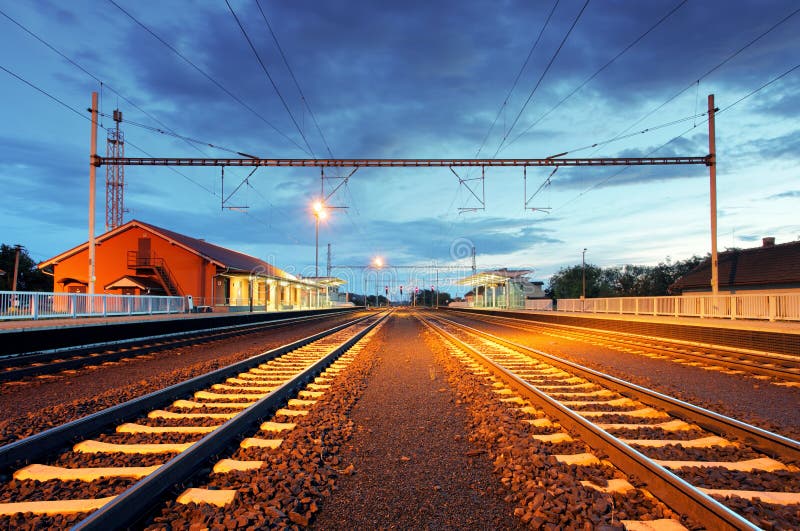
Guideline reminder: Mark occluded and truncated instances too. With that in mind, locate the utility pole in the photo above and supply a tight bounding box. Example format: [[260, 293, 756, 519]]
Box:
[[708, 94, 719, 301], [11, 244, 22, 292], [326, 243, 331, 277], [88, 91, 98, 295], [581, 248, 587, 308]]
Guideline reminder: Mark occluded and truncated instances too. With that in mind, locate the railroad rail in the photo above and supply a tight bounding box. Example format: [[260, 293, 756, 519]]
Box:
[[420, 313, 800, 530], [0, 310, 389, 528], [447, 310, 800, 383], [0, 311, 358, 383]]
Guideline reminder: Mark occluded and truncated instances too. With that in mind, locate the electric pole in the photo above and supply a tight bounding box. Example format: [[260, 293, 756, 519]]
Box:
[[11, 244, 22, 292]]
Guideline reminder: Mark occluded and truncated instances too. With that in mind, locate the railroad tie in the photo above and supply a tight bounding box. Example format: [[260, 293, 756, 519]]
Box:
[[148, 409, 238, 420], [212, 459, 264, 473], [14, 463, 161, 482], [560, 397, 636, 407], [553, 453, 601, 466], [523, 418, 555, 428], [620, 519, 688, 531], [194, 390, 265, 401], [595, 419, 696, 432], [698, 488, 800, 505], [73, 440, 193, 454], [580, 478, 635, 494], [240, 438, 283, 449], [0, 496, 117, 516], [652, 456, 789, 472], [580, 407, 668, 419], [172, 399, 251, 409], [176, 487, 237, 507], [298, 390, 325, 399], [116, 423, 216, 435], [532, 432, 574, 443], [260, 421, 296, 432], [212, 383, 275, 392], [622, 435, 734, 448], [288, 398, 317, 407], [275, 408, 308, 417]]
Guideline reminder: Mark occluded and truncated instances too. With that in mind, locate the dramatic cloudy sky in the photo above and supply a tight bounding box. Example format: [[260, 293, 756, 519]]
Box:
[[1, 0, 798, 296]]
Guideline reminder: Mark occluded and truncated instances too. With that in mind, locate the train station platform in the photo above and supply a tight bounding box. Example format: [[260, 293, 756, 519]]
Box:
[[446, 307, 800, 356], [0, 307, 359, 357], [521, 310, 800, 335]]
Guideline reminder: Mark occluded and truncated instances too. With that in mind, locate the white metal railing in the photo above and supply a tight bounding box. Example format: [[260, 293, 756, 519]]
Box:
[[555, 293, 800, 322], [0, 291, 186, 320], [525, 299, 554, 311]]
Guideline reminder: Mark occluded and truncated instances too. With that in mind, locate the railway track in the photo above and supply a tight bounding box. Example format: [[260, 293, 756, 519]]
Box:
[[0, 311, 358, 383], [446, 310, 800, 384], [0, 310, 389, 529], [421, 313, 800, 530]]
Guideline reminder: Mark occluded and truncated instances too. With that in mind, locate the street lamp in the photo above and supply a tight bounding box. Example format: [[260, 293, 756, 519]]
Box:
[[372, 257, 383, 307], [581, 248, 587, 304], [312, 201, 327, 278]]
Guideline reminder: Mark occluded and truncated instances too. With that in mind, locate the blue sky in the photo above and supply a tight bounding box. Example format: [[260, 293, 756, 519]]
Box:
[[1, 0, 798, 296]]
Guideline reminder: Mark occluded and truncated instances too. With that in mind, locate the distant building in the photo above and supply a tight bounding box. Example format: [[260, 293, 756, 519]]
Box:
[[456, 268, 547, 309], [671, 237, 800, 295], [37, 219, 325, 311]]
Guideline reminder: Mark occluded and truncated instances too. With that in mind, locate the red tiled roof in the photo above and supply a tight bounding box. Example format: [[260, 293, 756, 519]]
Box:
[[671, 240, 800, 292], [39, 220, 296, 280], [136, 221, 295, 279]]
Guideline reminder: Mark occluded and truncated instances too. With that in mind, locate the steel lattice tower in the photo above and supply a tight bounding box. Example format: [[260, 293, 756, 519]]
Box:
[[105, 109, 125, 231]]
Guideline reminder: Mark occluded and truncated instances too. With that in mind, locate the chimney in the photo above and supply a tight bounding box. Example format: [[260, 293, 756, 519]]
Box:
[[762, 237, 775, 247]]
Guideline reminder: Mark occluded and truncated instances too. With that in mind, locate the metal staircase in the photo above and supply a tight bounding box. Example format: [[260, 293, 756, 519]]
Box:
[[127, 251, 182, 296]]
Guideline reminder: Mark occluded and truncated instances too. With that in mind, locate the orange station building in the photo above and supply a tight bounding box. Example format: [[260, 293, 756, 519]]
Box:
[[37, 220, 324, 311]]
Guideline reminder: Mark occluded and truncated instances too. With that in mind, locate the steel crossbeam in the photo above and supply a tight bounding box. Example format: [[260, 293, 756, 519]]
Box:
[[95, 156, 711, 168]]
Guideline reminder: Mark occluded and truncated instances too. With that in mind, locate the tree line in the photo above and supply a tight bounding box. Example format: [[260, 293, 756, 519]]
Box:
[[546, 255, 706, 299], [0, 244, 50, 292]]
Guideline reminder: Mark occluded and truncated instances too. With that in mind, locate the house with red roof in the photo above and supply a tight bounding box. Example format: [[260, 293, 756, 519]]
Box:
[[37, 220, 324, 311], [670, 237, 800, 295]]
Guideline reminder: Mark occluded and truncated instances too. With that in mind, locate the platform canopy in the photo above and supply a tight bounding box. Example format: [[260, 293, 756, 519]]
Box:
[[457, 269, 533, 288], [302, 277, 347, 288]]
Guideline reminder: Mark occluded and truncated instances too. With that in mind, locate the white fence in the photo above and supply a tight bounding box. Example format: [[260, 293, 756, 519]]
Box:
[[0, 291, 186, 320], [556, 293, 800, 322]]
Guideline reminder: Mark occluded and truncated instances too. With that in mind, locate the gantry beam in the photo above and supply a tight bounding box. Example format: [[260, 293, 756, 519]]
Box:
[[95, 156, 711, 168]]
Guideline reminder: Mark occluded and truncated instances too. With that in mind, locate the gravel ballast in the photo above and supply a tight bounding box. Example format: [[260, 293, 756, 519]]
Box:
[[312, 312, 523, 529]]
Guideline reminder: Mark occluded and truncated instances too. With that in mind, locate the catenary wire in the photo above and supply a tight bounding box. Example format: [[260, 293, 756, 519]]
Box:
[[492, 0, 591, 158], [0, 7, 213, 160], [500, 0, 689, 154], [107, 0, 310, 156], [472, 0, 559, 160], [587, 4, 800, 155], [256, 0, 334, 159], [225, 0, 316, 158], [554, 61, 800, 212]]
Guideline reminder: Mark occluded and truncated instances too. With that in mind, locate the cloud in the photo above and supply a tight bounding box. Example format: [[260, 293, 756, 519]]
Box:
[[766, 190, 800, 199]]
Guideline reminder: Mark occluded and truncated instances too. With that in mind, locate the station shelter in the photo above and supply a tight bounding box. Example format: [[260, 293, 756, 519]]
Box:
[[37, 219, 325, 312], [457, 269, 546, 309]]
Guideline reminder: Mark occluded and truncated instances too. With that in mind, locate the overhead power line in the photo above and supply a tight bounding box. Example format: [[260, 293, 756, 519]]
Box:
[[555, 61, 800, 211], [0, 6, 213, 160], [225, 0, 316, 158], [591, 4, 800, 154], [107, 0, 309, 155], [502, 0, 689, 153], [1, 62, 219, 196], [492, 0, 591, 158], [255, 0, 334, 159], [473, 0, 560, 160]]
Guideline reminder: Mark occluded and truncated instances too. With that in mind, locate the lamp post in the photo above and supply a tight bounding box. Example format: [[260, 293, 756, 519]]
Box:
[[312, 201, 327, 278], [373, 257, 383, 307], [581, 248, 587, 310]]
